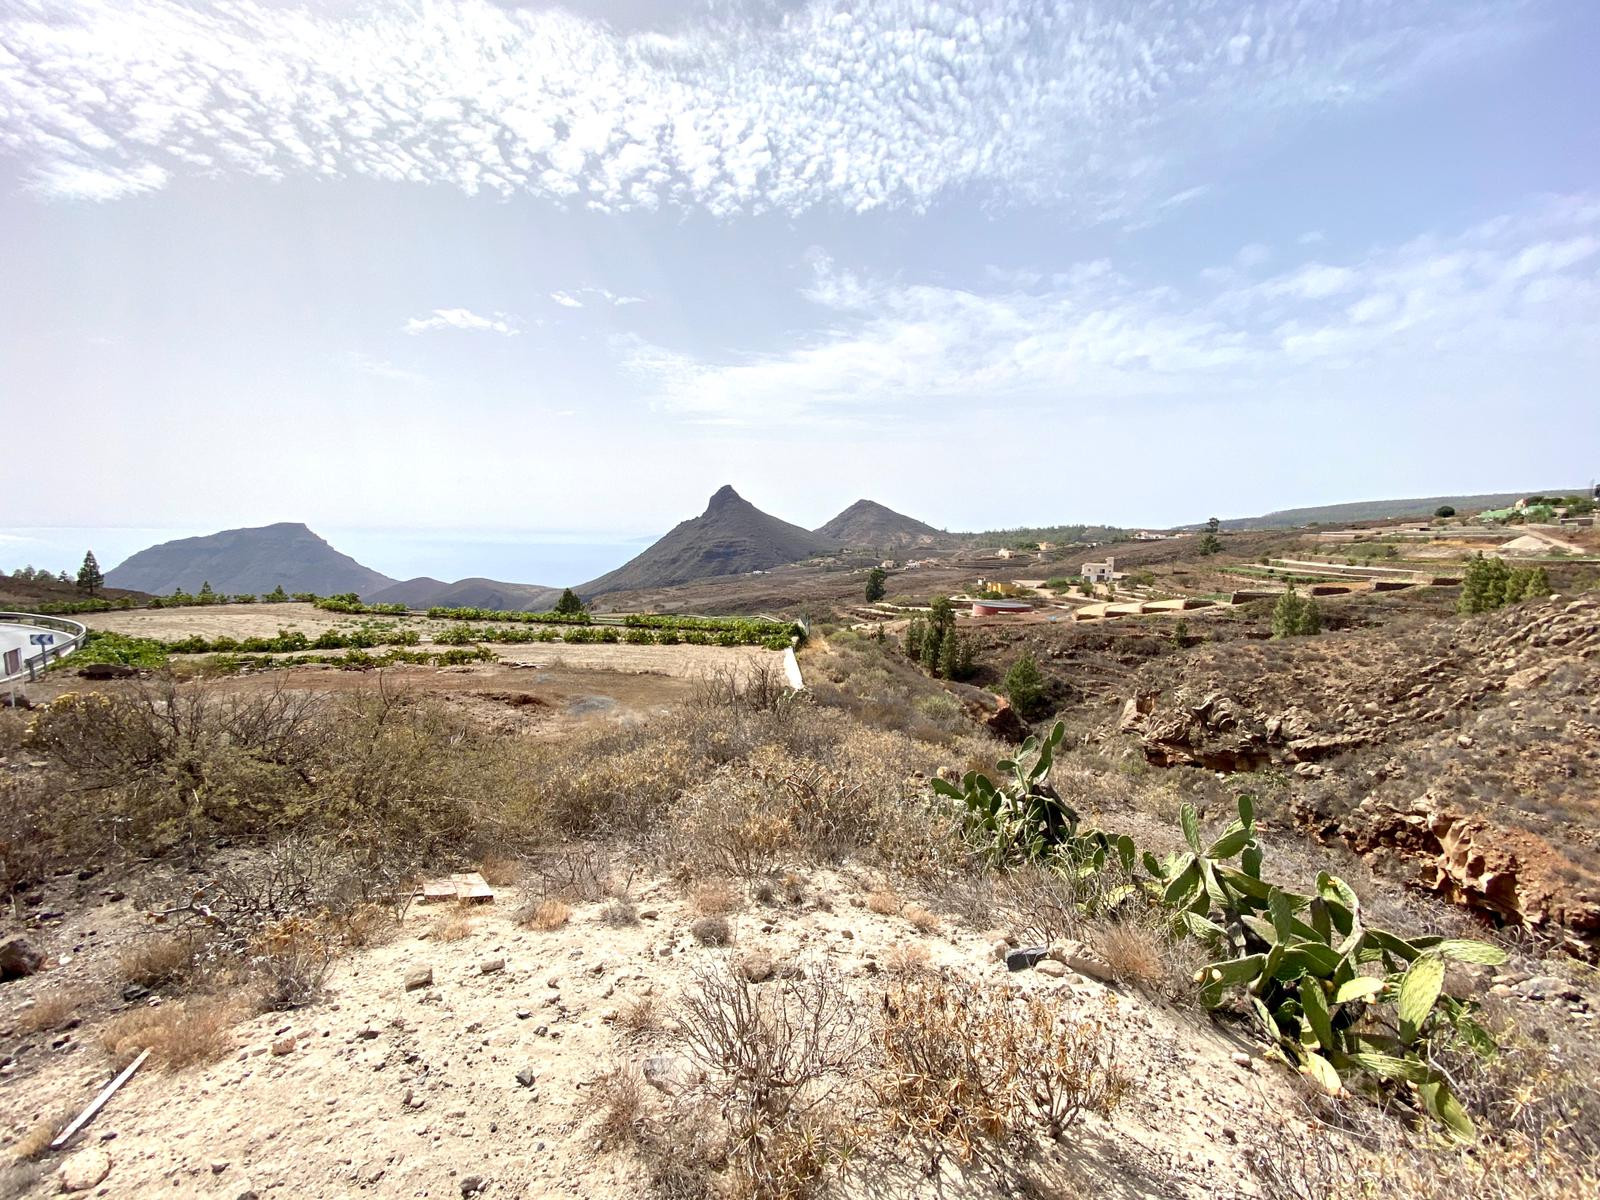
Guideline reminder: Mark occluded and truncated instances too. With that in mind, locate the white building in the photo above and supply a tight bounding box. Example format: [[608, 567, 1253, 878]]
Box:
[[1081, 555, 1118, 583]]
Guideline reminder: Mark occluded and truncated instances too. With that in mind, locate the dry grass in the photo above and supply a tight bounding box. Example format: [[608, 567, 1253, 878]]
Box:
[[9, 1107, 70, 1162], [903, 904, 940, 935], [866, 888, 903, 916], [582, 1066, 647, 1148], [15, 988, 88, 1035], [100, 995, 247, 1072], [476, 854, 523, 887], [615, 992, 661, 1034], [114, 933, 197, 990], [884, 943, 931, 977], [690, 880, 741, 917], [600, 898, 640, 927], [1093, 919, 1169, 992], [431, 905, 476, 942], [521, 898, 572, 931]]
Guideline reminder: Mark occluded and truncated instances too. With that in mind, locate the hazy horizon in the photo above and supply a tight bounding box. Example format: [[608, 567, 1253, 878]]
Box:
[[4, 0, 1598, 571]]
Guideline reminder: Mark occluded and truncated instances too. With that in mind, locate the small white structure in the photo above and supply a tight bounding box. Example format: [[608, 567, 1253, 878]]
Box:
[[1081, 555, 1118, 583]]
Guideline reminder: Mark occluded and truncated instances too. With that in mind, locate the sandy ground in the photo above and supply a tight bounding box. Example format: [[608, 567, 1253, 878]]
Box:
[[2, 865, 1305, 1200]]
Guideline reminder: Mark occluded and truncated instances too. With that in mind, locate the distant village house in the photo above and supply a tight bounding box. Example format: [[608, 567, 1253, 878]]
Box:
[[1081, 555, 1118, 583]]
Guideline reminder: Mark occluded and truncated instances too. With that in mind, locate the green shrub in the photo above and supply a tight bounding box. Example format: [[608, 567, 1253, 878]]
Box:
[[1002, 653, 1046, 719]]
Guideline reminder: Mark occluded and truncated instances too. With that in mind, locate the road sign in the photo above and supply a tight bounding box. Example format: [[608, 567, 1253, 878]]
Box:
[[29, 632, 55, 646]]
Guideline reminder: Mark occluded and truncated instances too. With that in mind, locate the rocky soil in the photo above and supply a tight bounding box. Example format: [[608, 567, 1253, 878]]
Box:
[[1115, 594, 1600, 952]]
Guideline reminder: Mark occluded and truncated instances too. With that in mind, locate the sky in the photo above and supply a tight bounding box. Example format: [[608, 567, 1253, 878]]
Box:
[[2, 0, 1598, 584]]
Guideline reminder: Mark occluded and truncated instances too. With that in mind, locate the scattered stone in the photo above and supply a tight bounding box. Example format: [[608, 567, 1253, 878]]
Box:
[[515, 1009, 531, 1020], [1230, 1052, 1253, 1070], [57, 1146, 112, 1192], [738, 952, 775, 983], [460, 1175, 486, 1196], [270, 1035, 296, 1057], [0, 937, 44, 982], [404, 966, 434, 992], [479, 958, 505, 975], [515, 1064, 537, 1088], [211, 1162, 229, 1175], [1034, 959, 1068, 978], [1004, 946, 1049, 972], [642, 1053, 704, 1096]]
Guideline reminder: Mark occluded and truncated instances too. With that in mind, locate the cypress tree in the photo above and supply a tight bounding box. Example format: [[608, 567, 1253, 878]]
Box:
[[76, 550, 104, 596]]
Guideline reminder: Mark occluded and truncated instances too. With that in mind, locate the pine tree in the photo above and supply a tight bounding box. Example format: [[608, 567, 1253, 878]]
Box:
[[904, 616, 925, 659], [1459, 555, 1513, 614], [864, 567, 887, 603], [554, 588, 587, 616], [954, 632, 976, 680], [198, 580, 216, 601], [1271, 587, 1321, 637], [1003, 653, 1046, 719], [76, 550, 104, 596], [937, 627, 958, 679], [1205, 516, 1221, 535], [265, 584, 290, 603], [921, 621, 942, 668], [1198, 533, 1223, 556]]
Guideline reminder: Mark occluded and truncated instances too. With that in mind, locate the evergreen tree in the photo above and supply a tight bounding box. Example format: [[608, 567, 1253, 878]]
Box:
[[554, 588, 587, 616], [864, 567, 887, 603], [76, 550, 104, 596], [1459, 555, 1513, 614], [1205, 516, 1221, 535], [937, 626, 958, 679], [921, 621, 943, 668], [904, 616, 925, 659], [264, 584, 290, 603], [57, 570, 71, 584], [198, 580, 216, 601], [954, 632, 976, 680], [1271, 587, 1322, 637], [1002, 653, 1046, 719], [1198, 533, 1223, 556]]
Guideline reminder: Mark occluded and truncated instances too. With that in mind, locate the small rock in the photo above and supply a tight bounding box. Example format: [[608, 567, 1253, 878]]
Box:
[[1231, 1052, 1253, 1070], [515, 1064, 537, 1088], [1034, 959, 1068, 978], [0, 937, 44, 982], [460, 1176, 485, 1196], [479, 958, 505, 975], [642, 1053, 704, 1096], [211, 1162, 229, 1175], [738, 952, 775, 983], [404, 966, 434, 992], [271, 1035, 296, 1056], [1004, 946, 1049, 972], [58, 1146, 112, 1192]]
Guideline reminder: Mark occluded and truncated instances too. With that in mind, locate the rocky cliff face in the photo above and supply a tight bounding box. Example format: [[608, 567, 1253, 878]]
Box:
[[1115, 594, 1600, 954]]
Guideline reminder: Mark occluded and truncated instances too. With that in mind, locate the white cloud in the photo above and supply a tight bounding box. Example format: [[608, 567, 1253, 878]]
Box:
[[403, 308, 519, 336], [0, 1, 1520, 219], [551, 288, 644, 308], [623, 195, 1600, 424]]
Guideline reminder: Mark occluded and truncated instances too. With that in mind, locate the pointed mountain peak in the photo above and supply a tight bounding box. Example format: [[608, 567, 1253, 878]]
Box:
[[705, 484, 746, 513]]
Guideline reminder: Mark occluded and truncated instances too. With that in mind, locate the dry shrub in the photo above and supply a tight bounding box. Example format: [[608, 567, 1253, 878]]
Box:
[[520, 898, 572, 930], [601, 898, 640, 927], [333, 901, 395, 949], [250, 916, 334, 1011], [1092, 918, 1169, 993], [582, 1065, 647, 1148], [432, 905, 475, 942], [866, 889, 903, 916], [691, 915, 732, 946], [15, 988, 88, 1035], [677, 962, 866, 1198], [691, 880, 740, 917], [115, 933, 199, 991], [884, 943, 931, 977], [101, 995, 246, 1071], [877, 977, 1128, 1165], [476, 854, 523, 887], [903, 905, 940, 935], [616, 992, 661, 1034], [521, 846, 613, 903]]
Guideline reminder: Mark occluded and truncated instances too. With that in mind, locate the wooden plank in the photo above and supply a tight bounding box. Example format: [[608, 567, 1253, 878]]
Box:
[[52, 1048, 150, 1149]]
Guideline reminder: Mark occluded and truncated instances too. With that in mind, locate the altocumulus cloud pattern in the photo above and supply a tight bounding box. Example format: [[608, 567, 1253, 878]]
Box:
[[0, 0, 1507, 216]]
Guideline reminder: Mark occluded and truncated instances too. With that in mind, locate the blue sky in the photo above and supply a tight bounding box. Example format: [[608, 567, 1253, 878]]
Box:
[[2, 0, 1597, 584]]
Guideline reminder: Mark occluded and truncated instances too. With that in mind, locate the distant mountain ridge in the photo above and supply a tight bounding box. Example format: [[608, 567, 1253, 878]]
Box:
[[368, 576, 561, 612], [104, 523, 396, 597], [579, 485, 836, 598], [1221, 489, 1580, 530], [814, 499, 946, 548]]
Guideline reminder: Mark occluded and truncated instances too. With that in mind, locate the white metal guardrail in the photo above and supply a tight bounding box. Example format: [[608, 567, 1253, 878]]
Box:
[[0, 612, 89, 685]]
